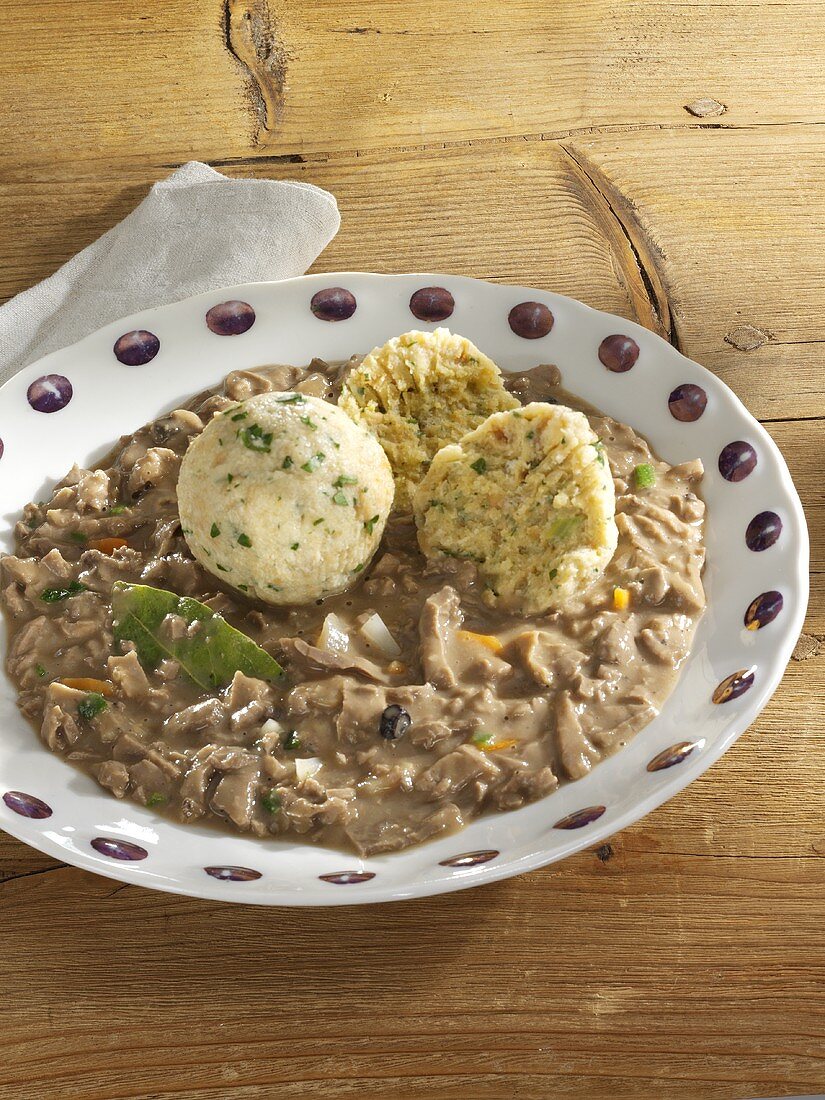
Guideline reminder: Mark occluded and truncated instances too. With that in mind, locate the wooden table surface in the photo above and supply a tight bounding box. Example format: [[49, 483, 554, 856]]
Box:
[[1, 3, 824, 1097]]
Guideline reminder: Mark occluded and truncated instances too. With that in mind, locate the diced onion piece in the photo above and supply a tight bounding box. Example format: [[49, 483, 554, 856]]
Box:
[[359, 612, 402, 658], [260, 717, 285, 735], [317, 612, 351, 656], [613, 587, 630, 611], [456, 629, 503, 654], [295, 757, 323, 782]]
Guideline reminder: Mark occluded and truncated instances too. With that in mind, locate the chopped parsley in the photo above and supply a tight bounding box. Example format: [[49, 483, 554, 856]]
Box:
[[69, 531, 88, 545], [239, 423, 273, 453], [107, 504, 127, 516], [333, 474, 358, 487], [226, 473, 234, 483], [353, 563, 365, 573], [312, 518, 324, 526], [230, 411, 248, 422], [40, 581, 86, 603], [301, 452, 325, 473], [332, 491, 349, 506], [594, 440, 606, 467], [634, 463, 656, 489], [238, 584, 249, 592], [261, 790, 282, 814], [300, 415, 318, 430], [471, 730, 495, 746], [237, 533, 252, 548], [470, 457, 487, 474], [291, 542, 299, 550], [282, 456, 294, 469], [277, 393, 305, 404], [549, 568, 558, 580], [364, 514, 380, 535], [35, 663, 46, 678], [210, 523, 220, 538], [77, 692, 107, 720], [145, 793, 166, 807], [283, 730, 301, 751], [216, 563, 229, 572]]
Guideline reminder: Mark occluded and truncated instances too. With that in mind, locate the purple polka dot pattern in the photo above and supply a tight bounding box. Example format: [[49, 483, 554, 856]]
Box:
[[3, 790, 52, 819], [205, 300, 256, 336], [113, 330, 160, 366], [718, 441, 757, 482], [668, 383, 707, 422], [439, 850, 499, 868], [508, 301, 554, 339], [91, 837, 148, 861], [310, 287, 357, 322], [744, 590, 784, 631], [27, 374, 73, 414], [599, 334, 639, 373], [712, 668, 756, 705], [318, 871, 376, 885], [646, 742, 701, 773], [409, 286, 455, 322], [204, 866, 262, 882], [554, 806, 606, 830], [746, 511, 782, 552]]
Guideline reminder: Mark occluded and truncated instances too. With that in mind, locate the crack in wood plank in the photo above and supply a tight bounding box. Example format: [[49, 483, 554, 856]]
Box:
[[559, 143, 681, 349], [0, 864, 65, 886], [222, 0, 287, 145]]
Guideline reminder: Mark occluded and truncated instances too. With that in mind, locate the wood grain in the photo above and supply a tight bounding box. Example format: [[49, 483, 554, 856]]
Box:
[[1, 1, 824, 1097]]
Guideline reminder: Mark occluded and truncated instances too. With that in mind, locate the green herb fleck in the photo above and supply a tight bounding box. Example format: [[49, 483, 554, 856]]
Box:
[[313, 518, 324, 526], [549, 568, 558, 580], [145, 792, 166, 807], [470, 457, 487, 474], [471, 730, 494, 746], [226, 473, 234, 484], [594, 440, 606, 467], [549, 515, 584, 541], [237, 533, 252, 548], [282, 455, 294, 469], [35, 663, 46, 678], [230, 411, 248, 422], [239, 424, 273, 453], [353, 563, 365, 573], [261, 790, 282, 814], [301, 452, 325, 473], [77, 692, 107, 720], [333, 474, 358, 487], [40, 581, 86, 603], [210, 523, 220, 538], [300, 415, 318, 431], [238, 584, 249, 592], [283, 730, 301, 751], [69, 531, 88, 545], [277, 393, 305, 404], [216, 563, 229, 573], [634, 463, 656, 489], [364, 514, 380, 535], [108, 505, 127, 516], [332, 491, 349, 506], [526, 431, 535, 440]]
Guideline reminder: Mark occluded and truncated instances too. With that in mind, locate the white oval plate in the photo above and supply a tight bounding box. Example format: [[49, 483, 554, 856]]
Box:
[[0, 274, 808, 905]]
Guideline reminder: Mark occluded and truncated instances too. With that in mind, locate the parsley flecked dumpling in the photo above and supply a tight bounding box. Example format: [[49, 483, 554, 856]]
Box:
[[177, 393, 394, 605], [338, 328, 519, 512], [413, 402, 618, 614]]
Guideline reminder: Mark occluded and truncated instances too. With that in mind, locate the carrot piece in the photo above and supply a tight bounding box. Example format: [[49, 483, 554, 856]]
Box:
[[613, 586, 630, 611], [87, 537, 129, 555], [456, 629, 503, 654], [60, 677, 115, 697], [481, 738, 519, 753]]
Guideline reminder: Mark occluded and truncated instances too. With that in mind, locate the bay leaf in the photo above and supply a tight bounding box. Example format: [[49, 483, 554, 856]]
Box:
[[111, 582, 283, 691]]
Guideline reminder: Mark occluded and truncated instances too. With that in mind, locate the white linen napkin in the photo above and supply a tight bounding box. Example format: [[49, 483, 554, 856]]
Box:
[[0, 161, 340, 385]]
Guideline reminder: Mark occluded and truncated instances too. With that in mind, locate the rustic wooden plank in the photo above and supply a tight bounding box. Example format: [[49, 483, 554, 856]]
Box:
[[3, 128, 825, 424], [2, 1, 825, 177]]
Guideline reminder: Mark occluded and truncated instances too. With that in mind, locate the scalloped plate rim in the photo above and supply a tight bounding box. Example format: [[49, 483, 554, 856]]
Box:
[[0, 271, 809, 906]]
